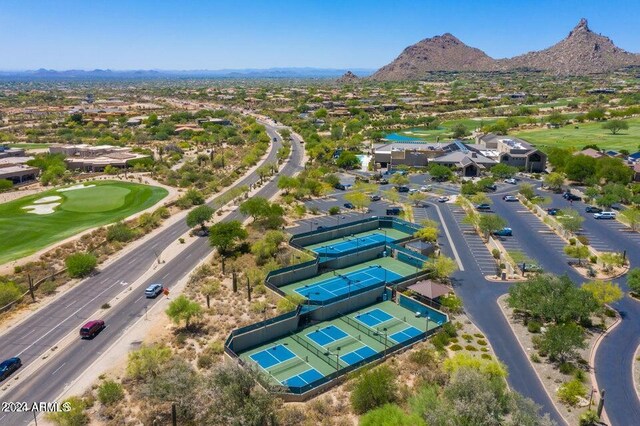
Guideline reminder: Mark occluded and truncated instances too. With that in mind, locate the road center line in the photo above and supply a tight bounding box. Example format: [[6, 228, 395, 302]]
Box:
[[16, 280, 120, 357], [51, 362, 66, 376]]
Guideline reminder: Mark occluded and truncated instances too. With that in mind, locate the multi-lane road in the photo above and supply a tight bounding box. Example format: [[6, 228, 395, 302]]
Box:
[[0, 121, 304, 425]]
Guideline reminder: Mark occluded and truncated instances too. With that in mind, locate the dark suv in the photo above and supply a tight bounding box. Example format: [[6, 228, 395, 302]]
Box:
[[386, 207, 403, 216], [585, 206, 602, 213], [0, 357, 21, 381]]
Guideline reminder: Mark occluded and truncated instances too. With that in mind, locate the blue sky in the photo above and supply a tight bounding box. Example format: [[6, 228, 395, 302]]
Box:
[[1, 0, 638, 70]]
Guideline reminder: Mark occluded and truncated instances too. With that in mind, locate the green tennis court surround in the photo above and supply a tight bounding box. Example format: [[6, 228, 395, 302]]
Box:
[[226, 217, 448, 400]]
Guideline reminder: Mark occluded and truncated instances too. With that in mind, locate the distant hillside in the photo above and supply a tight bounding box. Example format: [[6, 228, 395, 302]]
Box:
[[370, 33, 497, 81], [0, 68, 376, 80], [371, 19, 640, 80], [337, 71, 360, 83], [500, 19, 640, 75]]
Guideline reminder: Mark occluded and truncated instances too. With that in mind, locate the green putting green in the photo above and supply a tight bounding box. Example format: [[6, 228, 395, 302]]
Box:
[[0, 180, 168, 265]]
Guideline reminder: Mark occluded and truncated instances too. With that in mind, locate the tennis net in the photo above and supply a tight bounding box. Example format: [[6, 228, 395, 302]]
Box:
[[289, 333, 338, 370], [339, 315, 387, 347], [269, 357, 306, 377]]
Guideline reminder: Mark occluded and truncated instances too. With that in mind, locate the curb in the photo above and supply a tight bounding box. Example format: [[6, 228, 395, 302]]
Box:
[[633, 344, 640, 409], [589, 307, 622, 426], [496, 294, 570, 426]]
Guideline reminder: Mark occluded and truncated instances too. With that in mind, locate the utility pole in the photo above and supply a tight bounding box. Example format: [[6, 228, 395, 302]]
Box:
[[247, 276, 251, 301]]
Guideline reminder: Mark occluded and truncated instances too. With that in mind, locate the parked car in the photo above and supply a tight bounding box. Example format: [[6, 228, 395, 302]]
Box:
[[395, 185, 410, 193], [343, 202, 355, 209], [420, 185, 432, 192], [502, 195, 519, 202], [484, 184, 497, 191], [80, 320, 105, 339], [378, 178, 389, 185], [594, 211, 616, 220], [386, 207, 403, 216], [408, 188, 418, 194], [562, 192, 582, 201], [437, 196, 449, 203], [144, 283, 163, 298], [0, 357, 21, 381], [523, 264, 544, 273], [316, 226, 326, 231], [505, 178, 517, 184], [369, 195, 381, 202], [493, 227, 513, 236], [546, 208, 560, 216], [476, 204, 491, 211], [585, 206, 602, 213]]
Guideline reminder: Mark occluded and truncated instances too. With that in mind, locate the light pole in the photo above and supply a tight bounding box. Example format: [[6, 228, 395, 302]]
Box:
[[424, 315, 430, 341], [335, 346, 341, 370]]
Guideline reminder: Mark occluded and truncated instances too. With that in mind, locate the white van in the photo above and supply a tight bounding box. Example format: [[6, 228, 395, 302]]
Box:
[[593, 211, 616, 220]]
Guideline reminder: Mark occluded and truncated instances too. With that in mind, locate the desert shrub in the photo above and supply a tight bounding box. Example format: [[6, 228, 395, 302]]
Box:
[[408, 348, 438, 365], [559, 362, 576, 375], [449, 344, 463, 351], [476, 339, 487, 346], [106, 222, 137, 242], [205, 340, 225, 356], [97, 380, 124, 406], [46, 396, 89, 426], [197, 354, 214, 369], [126, 345, 172, 380], [430, 331, 450, 350], [527, 320, 542, 333], [480, 354, 492, 360], [39, 280, 58, 295], [530, 353, 540, 363], [492, 248, 500, 259], [576, 235, 589, 246], [557, 378, 587, 406], [328, 206, 340, 215], [65, 252, 97, 278], [360, 404, 425, 426], [589, 255, 598, 264], [579, 410, 600, 425], [461, 334, 473, 342], [0, 281, 25, 306], [465, 345, 477, 351], [441, 321, 458, 338], [569, 238, 576, 245], [350, 366, 398, 414]]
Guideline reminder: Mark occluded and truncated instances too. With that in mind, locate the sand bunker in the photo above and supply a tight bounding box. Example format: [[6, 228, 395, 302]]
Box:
[[57, 184, 96, 192], [34, 195, 62, 204], [22, 203, 60, 215]]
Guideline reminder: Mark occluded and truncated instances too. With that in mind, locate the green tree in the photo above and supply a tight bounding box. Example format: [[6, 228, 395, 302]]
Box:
[[596, 158, 633, 184], [600, 252, 625, 272], [423, 256, 458, 281], [65, 252, 97, 278], [544, 172, 565, 192], [186, 205, 214, 232], [556, 208, 584, 233], [491, 163, 518, 179], [336, 151, 360, 169], [507, 274, 599, 324], [582, 280, 623, 306], [166, 295, 203, 329], [602, 119, 629, 135], [208, 220, 248, 254], [351, 365, 398, 414], [126, 344, 172, 380], [389, 173, 410, 186], [276, 294, 306, 313], [344, 191, 371, 212], [97, 380, 125, 406], [451, 123, 469, 139], [470, 192, 491, 206], [383, 189, 400, 204], [538, 323, 586, 363], [0, 179, 13, 192], [277, 176, 299, 194], [106, 222, 136, 242], [428, 164, 453, 181], [627, 268, 640, 295], [415, 226, 438, 243], [557, 378, 588, 406], [408, 191, 427, 206], [478, 214, 507, 239], [564, 155, 597, 183], [563, 245, 590, 266]]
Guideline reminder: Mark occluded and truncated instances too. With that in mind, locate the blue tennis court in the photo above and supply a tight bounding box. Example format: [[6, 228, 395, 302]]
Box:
[[282, 368, 324, 388], [341, 345, 377, 365], [311, 233, 391, 255], [295, 265, 402, 302], [307, 325, 349, 347], [355, 308, 393, 327], [390, 326, 423, 343], [250, 344, 295, 369]]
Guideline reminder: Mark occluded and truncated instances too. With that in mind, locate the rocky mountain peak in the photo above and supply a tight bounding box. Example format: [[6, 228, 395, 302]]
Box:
[[337, 71, 359, 83]]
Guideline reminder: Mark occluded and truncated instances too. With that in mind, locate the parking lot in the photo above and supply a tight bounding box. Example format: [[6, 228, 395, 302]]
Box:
[[446, 203, 497, 275]]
